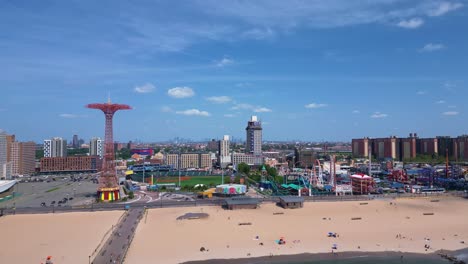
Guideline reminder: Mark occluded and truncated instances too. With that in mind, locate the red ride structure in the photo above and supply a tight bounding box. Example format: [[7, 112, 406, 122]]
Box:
[[86, 99, 131, 201]]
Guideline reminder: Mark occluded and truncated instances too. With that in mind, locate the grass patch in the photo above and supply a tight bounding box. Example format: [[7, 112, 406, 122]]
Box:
[[46, 187, 60, 193]]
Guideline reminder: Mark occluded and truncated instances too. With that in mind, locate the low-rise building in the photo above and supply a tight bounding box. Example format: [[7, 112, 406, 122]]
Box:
[[40, 156, 102, 173]]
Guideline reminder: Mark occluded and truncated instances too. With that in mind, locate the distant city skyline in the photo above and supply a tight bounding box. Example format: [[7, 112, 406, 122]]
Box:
[[1, 1, 467, 142]]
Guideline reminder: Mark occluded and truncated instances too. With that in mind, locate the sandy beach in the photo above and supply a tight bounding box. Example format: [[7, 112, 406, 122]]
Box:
[[125, 196, 468, 264], [0, 211, 123, 264]]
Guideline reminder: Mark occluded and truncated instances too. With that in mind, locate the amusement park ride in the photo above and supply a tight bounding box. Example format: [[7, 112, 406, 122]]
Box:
[[87, 98, 131, 201], [260, 155, 354, 196]]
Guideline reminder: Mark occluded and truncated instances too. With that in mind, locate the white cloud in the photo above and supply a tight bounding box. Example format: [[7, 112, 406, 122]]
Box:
[[428, 2, 463, 17], [224, 114, 235, 118], [416, 90, 426, 95], [134, 83, 156, 93], [370, 112, 388, 118], [419, 43, 445, 52], [216, 57, 234, 67], [175, 109, 211, 117], [397, 18, 424, 29], [448, 105, 457, 108], [254, 107, 272, 113], [231, 103, 254, 110], [161, 106, 173, 113], [305, 103, 328, 109], [435, 100, 446, 104], [60, 113, 85, 118], [167, 87, 195, 98], [442, 111, 459, 116], [242, 27, 275, 39], [206, 96, 232, 104], [352, 110, 360, 114]]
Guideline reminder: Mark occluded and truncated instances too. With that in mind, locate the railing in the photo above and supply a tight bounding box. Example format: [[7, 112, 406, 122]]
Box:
[[89, 211, 128, 261]]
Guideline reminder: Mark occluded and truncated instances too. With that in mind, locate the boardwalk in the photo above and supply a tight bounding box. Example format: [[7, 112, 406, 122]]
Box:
[[92, 208, 144, 264]]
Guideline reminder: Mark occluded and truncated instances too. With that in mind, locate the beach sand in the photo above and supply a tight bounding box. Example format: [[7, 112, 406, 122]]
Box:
[[0, 211, 123, 264], [125, 196, 468, 264]]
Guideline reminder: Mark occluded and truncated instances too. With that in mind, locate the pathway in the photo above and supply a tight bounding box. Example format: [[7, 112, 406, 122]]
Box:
[[91, 207, 144, 264]]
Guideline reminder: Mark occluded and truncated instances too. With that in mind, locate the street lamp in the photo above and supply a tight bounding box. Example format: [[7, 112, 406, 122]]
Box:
[[142, 165, 145, 185], [73, 188, 76, 197], [178, 151, 181, 187]]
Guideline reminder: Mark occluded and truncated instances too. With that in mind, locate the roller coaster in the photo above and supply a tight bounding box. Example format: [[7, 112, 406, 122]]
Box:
[[250, 156, 351, 196]]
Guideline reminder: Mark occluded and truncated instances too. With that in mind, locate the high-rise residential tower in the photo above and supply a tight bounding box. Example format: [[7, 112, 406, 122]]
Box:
[[89, 137, 103, 158], [245, 116, 262, 156], [0, 131, 7, 178], [11, 141, 36, 176], [218, 135, 231, 168], [44, 137, 67, 157]]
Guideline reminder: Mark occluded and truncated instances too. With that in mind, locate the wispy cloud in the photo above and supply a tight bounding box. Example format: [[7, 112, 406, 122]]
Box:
[[224, 114, 235, 118], [416, 90, 427, 95], [352, 110, 360, 114], [206, 96, 232, 104], [305, 103, 328, 109], [59, 113, 86, 118], [242, 27, 275, 39], [175, 109, 211, 117], [134, 83, 156, 93], [161, 106, 173, 113], [397, 18, 424, 29], [419, 43, 445, 52], [215, 57, 234, 67], [168, 87, 195, 98], [442, 111, 459, 116], [428, 2, 463, 17], [448, 105, 457, 108], [254, 107, 272, 113], [231, 103, 272, 113], [371, 112, 388, 118], [231, 103, 254, 110], [435, 100, 446, 104]]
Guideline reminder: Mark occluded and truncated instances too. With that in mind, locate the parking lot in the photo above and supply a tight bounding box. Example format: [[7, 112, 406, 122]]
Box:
[[2, 174, 100, 208]]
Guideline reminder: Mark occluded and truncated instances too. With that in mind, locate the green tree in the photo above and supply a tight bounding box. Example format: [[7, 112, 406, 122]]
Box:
[[265, 165, 278, 177], [67, 148, 88, 156], [36, 149, 44, 159], [118, 148, 132, 159], [237, 162, 250, 175]]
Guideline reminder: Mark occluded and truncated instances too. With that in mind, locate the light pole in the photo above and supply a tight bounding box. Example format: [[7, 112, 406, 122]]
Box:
[[73, 188, 76, 197], [32, 184, 35, 194], [142, 165, 145, 185], [178, 151, 181, 187]]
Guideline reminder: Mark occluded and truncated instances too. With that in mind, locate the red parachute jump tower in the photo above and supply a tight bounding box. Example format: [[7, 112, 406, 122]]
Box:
[[87, 98, 131, 201]]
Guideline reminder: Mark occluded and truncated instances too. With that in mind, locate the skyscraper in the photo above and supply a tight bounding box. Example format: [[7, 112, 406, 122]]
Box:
[[245, 116, 262, 156], [72, 134, 79, 148], [44, 137, 67, 157], [90, 137, 103, 158], [218, 135, 231, 168]]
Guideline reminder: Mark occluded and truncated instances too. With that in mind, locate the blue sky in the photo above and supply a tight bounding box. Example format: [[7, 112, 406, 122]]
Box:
[[1, 0, 467, 143]]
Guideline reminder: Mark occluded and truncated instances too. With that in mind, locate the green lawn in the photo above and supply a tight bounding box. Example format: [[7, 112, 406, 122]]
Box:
[[155, 176, 232, 186]]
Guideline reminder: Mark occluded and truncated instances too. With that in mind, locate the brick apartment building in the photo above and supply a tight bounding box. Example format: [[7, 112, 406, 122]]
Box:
[[40, 156, 102, 173], [353, 134, 468, 161]]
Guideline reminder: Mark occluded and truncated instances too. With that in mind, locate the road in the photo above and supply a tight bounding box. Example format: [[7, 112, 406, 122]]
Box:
[[91, 208, 144, 264]]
